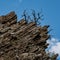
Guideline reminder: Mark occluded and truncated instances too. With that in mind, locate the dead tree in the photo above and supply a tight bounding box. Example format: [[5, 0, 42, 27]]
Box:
[[22, 10, 44, 25], [32, 10, 44, 25], [22, 10, 27, 22]]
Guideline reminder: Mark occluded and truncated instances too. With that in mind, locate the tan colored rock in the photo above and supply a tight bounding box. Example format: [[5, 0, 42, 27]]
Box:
[[0, 11, 58, 60]]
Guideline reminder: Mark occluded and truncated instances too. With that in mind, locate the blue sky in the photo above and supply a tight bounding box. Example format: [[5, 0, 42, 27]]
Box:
[[0, 0, 60, 38], [0, 0, 60, 59]]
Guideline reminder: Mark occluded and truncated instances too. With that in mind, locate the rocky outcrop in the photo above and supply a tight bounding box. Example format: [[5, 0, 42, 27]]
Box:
[[0, 11, 58, 60]]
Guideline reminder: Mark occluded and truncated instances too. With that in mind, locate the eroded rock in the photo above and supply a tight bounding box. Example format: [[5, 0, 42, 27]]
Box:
[[0, 11, 58, 60]]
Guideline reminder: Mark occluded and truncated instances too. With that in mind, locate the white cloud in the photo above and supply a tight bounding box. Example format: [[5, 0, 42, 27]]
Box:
[[47, 38, 60, 56], [49, 42, 60, 55]]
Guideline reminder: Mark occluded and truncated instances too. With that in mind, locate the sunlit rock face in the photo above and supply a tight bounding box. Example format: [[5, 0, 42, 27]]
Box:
[[0, 11, 57, 60]]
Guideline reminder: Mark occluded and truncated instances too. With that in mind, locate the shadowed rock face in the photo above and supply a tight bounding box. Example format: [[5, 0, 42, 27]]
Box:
[[0, 11, 57, 60]]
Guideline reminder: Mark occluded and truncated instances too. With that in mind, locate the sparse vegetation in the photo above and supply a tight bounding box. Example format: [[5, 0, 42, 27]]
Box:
[[0, 11, 58, 60]]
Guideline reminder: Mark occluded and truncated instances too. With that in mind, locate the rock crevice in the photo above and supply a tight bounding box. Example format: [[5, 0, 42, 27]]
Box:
[[0, 11, 57, 60]]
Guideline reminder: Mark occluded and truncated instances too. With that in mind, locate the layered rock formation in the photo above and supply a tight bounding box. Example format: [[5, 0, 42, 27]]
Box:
[[0, 11, 58, 60]]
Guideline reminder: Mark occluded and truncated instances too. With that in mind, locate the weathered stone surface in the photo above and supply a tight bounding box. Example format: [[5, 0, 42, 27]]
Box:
[[0, 11, 17, 27], [0, 11, 58, 60]]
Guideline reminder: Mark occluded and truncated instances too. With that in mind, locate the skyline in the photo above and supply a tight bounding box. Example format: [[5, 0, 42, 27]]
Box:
[[0, 0, 60, 59], [0, 0, 60, 39]]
